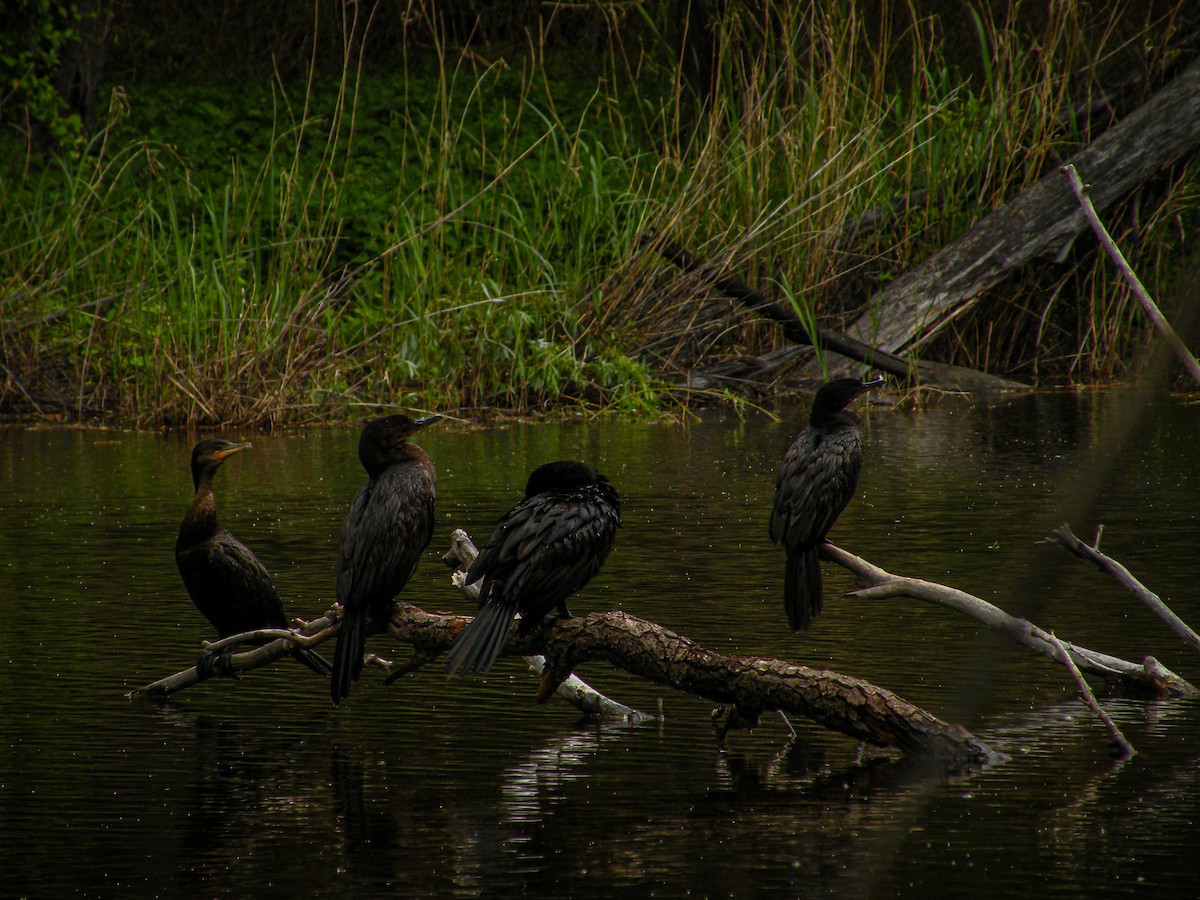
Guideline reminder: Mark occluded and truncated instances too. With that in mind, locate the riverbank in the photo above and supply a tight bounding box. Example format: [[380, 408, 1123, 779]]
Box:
[[2, 3, 1196, 427]]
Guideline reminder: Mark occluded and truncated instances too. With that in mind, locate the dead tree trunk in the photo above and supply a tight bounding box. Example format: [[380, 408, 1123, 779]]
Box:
[[846, 58, 1200, 354]]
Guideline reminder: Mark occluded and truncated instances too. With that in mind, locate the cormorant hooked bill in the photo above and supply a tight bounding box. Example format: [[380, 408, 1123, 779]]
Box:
[[175, 439, 331, 675], [446, 460, 620, 676], [769, 376, 883, 629], [331, 414, 440, 705]]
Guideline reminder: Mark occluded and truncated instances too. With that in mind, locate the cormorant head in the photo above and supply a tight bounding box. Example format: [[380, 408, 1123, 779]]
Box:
[[189, 439, 252, 490], [809, 375, 884, 424], [524, 460, 608, 497], [358, 413, 442, 473]]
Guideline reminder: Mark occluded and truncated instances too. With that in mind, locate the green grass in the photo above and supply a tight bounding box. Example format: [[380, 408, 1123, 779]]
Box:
[[1, 1, 1196, 426]]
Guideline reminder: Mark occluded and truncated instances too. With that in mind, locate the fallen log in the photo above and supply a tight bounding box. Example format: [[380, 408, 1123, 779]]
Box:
[[385, 600, 995, 765], [644, 233, 1026, 393], [845, 57, 1200, 354]]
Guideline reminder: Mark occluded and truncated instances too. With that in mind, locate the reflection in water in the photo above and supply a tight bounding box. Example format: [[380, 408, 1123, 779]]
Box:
[[2, 393, 1200, 895], [500, 723, 639, 824]]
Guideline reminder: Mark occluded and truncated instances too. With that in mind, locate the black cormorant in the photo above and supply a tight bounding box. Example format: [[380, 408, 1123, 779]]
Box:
[[447, 460, 620, 676], [769, 376, 883, 630], [331, 414, 440, 705], [175, 439, 330, 675]]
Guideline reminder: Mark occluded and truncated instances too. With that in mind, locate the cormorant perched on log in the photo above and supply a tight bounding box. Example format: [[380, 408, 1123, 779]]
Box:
[[769, 376, 884, 630], [176, 439, 331, 676], [447, 460, 621, 676], [331, 414, 440, 705]]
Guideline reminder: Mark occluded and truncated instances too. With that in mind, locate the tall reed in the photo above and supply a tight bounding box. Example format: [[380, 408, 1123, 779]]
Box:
[[0, 0, 1195, 426]]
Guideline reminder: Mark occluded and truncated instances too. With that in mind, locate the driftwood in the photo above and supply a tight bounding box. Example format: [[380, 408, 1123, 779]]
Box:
[[1061, 164, 1200, 387], [821, 542, 1196, 699], [384, 601, 995, 765], [646, 234, 1025, 393], [131, 541, 996, 765], [128, 616, 340, 698], [845, 57, 1200, 354], [1050, 524, 1200, 657], [131, 528, 1195, 763], [436, 529, 991, 761]]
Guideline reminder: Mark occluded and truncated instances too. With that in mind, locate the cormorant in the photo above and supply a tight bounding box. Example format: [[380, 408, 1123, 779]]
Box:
[[175, 439, 331, 675], [447, 460, 621, 676], [331, 414, 440, 705], [769, 376, 883, 630]]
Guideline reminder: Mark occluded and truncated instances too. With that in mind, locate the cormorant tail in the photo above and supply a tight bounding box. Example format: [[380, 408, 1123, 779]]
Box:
[[330, 607, 366, 705], [293, 647, 333, 677], [446, 602, 517, 676], [784, 546, 823, 630]]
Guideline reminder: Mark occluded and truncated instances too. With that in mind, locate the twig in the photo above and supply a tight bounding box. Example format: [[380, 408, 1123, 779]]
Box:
[[1050, 523, 1200, 657], [128, 613, 338, 698], [1061, 163, 1200, 387], [820, 542, 1196, 698], [442, 529, 655, 724], [1047, 631, 1135, 759]]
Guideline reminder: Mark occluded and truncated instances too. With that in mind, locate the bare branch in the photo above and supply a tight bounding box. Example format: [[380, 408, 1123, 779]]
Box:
[[1047, 631, 1135, 759], [128, 613, 338, 699], [1050, 523, 1200, 656], [820, 542, 1196, 699], [1061, 163, 1200, 387]]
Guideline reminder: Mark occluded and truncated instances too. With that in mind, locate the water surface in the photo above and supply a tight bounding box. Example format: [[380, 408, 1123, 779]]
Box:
[[1, 391, 1198, 896]]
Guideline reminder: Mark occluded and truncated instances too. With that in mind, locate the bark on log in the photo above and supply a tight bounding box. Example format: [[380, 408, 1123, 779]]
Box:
[[821, 542, 1196, 699], [846, 58, 1200, 354], [385, 601, 994, 765]]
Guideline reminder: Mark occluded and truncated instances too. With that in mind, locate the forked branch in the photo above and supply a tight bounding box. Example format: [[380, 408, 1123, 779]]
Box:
[[820, 542, 1195, 698]]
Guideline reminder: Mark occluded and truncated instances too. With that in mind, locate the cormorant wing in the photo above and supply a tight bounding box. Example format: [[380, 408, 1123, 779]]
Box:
[[337, 474, 435, 610], [769, 430, 863, 551], [467, 489, 618, 609]]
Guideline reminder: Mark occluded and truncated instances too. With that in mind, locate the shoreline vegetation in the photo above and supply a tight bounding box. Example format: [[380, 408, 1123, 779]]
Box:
[[2, 2, 1198, 428]]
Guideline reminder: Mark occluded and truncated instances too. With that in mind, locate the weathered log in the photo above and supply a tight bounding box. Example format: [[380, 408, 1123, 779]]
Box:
[[1050, 523, 1200, 657], [385, 600, 994, 765], [846, 58, 1200, 354], [644, 233, 1026, 393], [821, 542, 1196, 698]]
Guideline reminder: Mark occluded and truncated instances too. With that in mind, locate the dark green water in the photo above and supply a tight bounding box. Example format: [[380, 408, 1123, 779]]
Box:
[[2, 391, 1199, 897]]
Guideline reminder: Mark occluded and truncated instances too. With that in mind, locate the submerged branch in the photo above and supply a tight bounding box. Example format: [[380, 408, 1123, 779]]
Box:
[[820, 542, 1196, 698], [1048, 631, 1136, 759], [1050, 524, 1200, 657]]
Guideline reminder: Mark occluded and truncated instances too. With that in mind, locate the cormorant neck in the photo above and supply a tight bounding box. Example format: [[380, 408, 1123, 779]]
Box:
[[363, 441, 430, 480], [810, 406, 861, 429], [180, 471, 220, 543]]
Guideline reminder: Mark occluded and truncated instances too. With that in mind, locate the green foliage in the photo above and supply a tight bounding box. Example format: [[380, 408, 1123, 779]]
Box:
[[0, 0, 83, 152], [0, 1, 1196, 424]]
